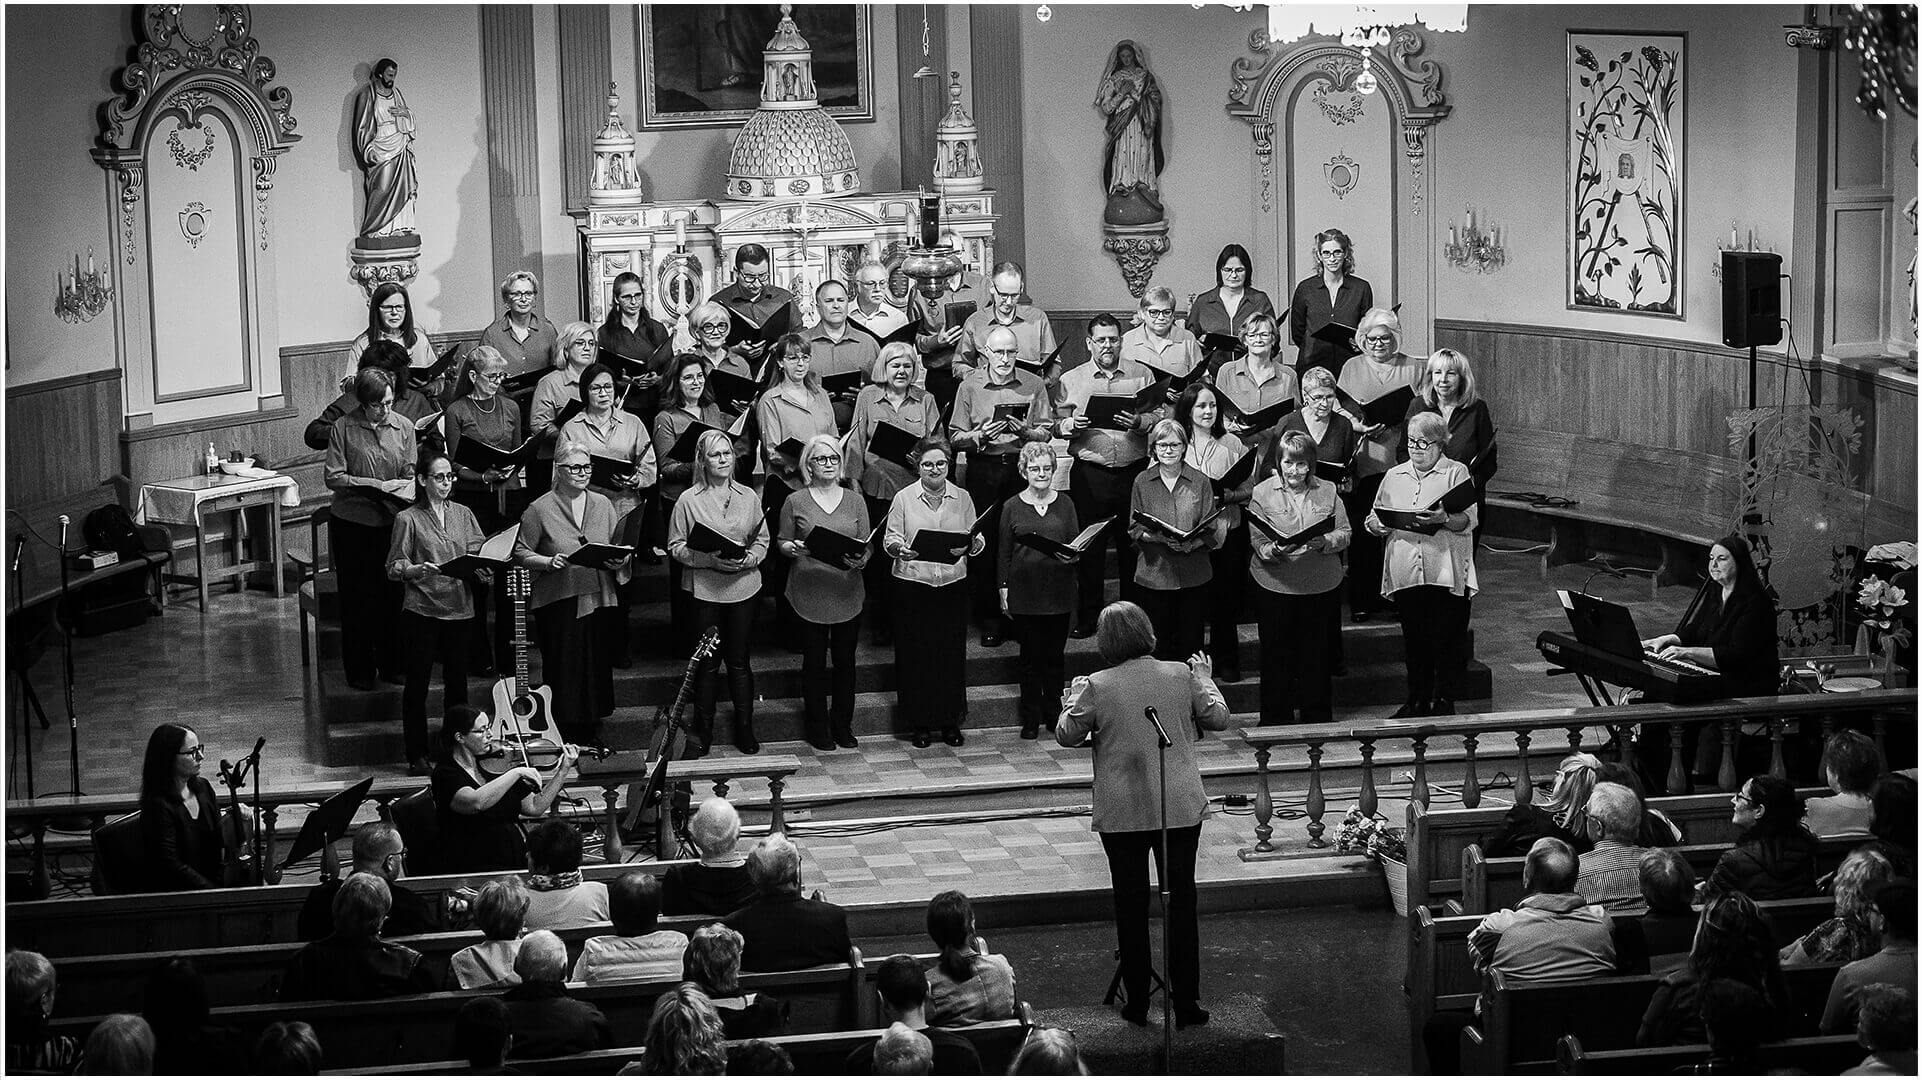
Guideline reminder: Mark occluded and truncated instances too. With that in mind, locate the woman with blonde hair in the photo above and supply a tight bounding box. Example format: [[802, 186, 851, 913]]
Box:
[[1401, 347, 1497, 543], [846, 342, 943, 647], [668, 429, 770, 756], [1781, 846, 1895, 965], [775, 432, 869, 750], [525, 320, 599, 499], [1337, 307, 1422, 622], [640, 984, 727, 1075], [1481, 753, 1603, 856], [1248, 429, 1351, 725], [998, 441, 1081, 739]]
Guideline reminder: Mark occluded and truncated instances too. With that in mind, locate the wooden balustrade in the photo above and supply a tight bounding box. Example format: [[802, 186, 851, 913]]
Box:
[[1237, 688, 1914, 860], [5, 754, 800, 900]]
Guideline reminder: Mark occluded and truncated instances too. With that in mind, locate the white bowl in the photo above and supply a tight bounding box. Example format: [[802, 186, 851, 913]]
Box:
[[218, 458, 256, 475]]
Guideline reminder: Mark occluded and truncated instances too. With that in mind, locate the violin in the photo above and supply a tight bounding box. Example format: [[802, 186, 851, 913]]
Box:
[[215, 738, 268, 887], [475, 739, 609, 784]]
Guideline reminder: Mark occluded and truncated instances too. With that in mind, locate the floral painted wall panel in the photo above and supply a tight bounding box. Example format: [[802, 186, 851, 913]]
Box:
[[1567, 32, 1685, 317]]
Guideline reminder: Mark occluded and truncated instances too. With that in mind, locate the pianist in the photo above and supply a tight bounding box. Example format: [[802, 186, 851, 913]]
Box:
[[1638, 535, 1781, 787]]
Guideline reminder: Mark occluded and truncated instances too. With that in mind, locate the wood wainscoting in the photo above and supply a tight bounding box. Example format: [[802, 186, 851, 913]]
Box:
[[1435, 320, 1917, 542], [5, 368, 125, 533]]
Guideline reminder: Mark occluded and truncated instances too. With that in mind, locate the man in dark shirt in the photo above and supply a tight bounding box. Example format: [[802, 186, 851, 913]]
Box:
[[844, 955, 982, 1075], [707, 243, 802, 370], [723, 833, 853, 972], [297, 822, 439, 940], [500, 931, 611, 1059]]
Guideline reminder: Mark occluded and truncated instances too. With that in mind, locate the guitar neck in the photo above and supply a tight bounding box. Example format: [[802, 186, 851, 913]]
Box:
[[513, 582, 531, 694]]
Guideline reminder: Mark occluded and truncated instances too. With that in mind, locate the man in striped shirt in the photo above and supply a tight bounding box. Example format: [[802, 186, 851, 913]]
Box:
[[1574, 783, 1651, 913]]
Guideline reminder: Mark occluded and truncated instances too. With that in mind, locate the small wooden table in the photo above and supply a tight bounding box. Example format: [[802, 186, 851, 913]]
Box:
[[136, 473, 299, 611]]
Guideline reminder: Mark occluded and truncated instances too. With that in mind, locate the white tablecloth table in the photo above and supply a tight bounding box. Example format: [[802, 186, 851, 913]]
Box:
[[136, 472, 300, 611]]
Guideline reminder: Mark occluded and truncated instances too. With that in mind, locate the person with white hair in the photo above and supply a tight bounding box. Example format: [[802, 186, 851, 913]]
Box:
[[499, 930, 610, 1059], [664, 797, 758, 915], [871, 1023, 934, 1075], [1120, 285, 1203, 382], [722, 833, 852, 972], [1336, 306, 1421, 622], [1574, 782, 1650, 911]]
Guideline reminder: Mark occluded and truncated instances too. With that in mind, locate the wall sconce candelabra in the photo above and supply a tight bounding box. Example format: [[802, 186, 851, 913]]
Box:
[[1711, 222, 1776, 277], [54, 248, 113, 323], [1443, 208, 1504, 273]]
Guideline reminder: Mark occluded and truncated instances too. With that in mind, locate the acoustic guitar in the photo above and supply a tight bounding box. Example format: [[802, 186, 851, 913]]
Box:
[[490, 567, 555, 749]]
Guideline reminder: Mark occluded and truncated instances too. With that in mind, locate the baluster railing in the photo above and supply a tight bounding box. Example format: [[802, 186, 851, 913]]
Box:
[[1512, 731, 1533, 805], [1460, 734, 1481, 809], [1768, 720, 1787, 779], [1357, 738, 1379, 820], [1613, 722, 1637, 776], [1565, 726, 1584, 753], [1241, 747, 1276, 858], [1667, 722, 1688, 796], [1305, 743, 1328, 848], [1717, 719, 1740, 791], [1410, 737, 1431, 810]]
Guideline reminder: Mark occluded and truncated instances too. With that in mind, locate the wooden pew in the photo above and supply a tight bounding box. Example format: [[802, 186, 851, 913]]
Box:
[[1461, 962, 1844, 1074], [339, 1005, 1036, 1076], [50, 953, 875, 1071], [1457, 835, 1860, 916], [1556, 1032, 1865, 1074], [6, 861, 695, 958]]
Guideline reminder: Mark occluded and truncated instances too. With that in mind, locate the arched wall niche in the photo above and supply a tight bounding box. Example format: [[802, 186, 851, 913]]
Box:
[[1226, 28, 1451, 353], [91, 4, 300, 432]]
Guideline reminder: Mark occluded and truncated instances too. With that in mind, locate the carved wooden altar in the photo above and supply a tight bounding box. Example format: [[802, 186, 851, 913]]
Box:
[[572, 192, 997, 329]]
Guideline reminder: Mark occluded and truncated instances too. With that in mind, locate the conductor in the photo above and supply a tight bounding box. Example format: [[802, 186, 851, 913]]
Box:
[[1057, 600, 1230, 1029]]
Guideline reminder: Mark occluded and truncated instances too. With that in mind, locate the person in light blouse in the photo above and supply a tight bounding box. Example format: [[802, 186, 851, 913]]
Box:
[[1176, 383, 1254, 682], [1247, 430, 1352, 725], [844, 342, 944, 649], [884, 436, 986, 750], [775, 434, 870, 752], [667, 430, 771, 757], [385, 449, 485, 774], [1363, 410, 1478, 718], [527, 322, 598, 500], [652, 353, 735, 651], [561, 362, 659, 668], [1127, 419, 1226, 663], [755, 333, 838, 651]]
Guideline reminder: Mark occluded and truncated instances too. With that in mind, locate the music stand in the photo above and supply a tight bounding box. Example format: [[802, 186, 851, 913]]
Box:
[[1561, 591, 1649, 659], [276, 777, 374, 881]]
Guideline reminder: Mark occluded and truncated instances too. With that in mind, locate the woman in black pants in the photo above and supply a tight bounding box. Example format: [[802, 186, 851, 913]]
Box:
[[883, 437, 984, 748], [667, 430, 771, 756], [386, 450, 485, 774], [998, 441, 1080, 740], [776, 433, 870, 751], [323, 367, 417, 691]]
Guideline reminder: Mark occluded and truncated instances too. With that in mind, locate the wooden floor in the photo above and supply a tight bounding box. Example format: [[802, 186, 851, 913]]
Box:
[[6, 541, 1696, 906]]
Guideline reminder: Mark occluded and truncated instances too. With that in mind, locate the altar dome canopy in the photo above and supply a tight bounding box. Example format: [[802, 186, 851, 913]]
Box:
[[725, 3, 862, 201]]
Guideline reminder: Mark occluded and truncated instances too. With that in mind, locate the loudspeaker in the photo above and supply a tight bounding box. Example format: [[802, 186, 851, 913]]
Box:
[[1721, 251, 1783, 348]]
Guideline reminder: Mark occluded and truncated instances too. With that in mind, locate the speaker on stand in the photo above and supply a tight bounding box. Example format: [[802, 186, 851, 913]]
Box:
[[1721, 251, 1784, 509]]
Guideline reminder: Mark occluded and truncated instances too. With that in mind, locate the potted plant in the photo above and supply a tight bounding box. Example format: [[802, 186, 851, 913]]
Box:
[[1335, 806, 1411, 916], [1857, 574, 1914, 686]]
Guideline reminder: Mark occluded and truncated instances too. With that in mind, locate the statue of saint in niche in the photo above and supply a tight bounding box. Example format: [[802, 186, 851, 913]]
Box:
[[352, 58, 418, 239], [1094, 40, 1165, 225]]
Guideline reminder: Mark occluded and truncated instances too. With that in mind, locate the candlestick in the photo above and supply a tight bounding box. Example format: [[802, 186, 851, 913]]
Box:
[[88, 249, 94, 274], [1746, 227, 1755, 251], [675, 218, 687, 250], [1448, 226, 1457, 247], [1729, 223, 1739, 247], [1465, 207, 1474, 231]]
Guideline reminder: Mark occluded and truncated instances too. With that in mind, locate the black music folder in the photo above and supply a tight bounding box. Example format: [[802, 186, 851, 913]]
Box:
[[1247, 510, 1336, 548], [1315, 458, 1350, 485], [1016, 338, 1066, 378], [1374, 506, 1442, 535], [501, 368, 548, 397], [685, 523, 748, 561], [1014, 518, 1112, 560], [944, 300, 978, 328], [847, 316, 918, 348], [820, 369, 867, 397], [453, 433, 540, 473], [705, 367, 762, 413], [567, 542, 634, 570], [803, 524, 878, 565], [1130, 504, 1226, 543], [587, 454, 639, 490], [409, 343, 462, 391], [724, 304, 792, 349], [909, 506, 995, 564], [866, 422, 922, 469], [1220, 395, 1293, 435], [1083, 394, 1136, 432], [1211, 447, 1258, 494], [1197, 332, 1249, 358], [1429, 477, 1479, 515], [438, 523, 521, 579], [1310, 319, 1361, 354], [1355, 386, 1416, 429]]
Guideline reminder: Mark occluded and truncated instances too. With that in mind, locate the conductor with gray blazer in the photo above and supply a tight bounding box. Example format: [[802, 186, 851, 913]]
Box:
[[1057, 600, 1231, 1029]]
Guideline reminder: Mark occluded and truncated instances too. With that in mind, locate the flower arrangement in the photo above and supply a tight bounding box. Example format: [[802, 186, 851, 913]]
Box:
[[1334, 806, 1407, 865], [1859, 576, 1912, 646]]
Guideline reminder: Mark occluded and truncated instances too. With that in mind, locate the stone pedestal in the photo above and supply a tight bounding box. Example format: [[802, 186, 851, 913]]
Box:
[[1101, 221, 1169, 299], [348, 233, 420, 296]]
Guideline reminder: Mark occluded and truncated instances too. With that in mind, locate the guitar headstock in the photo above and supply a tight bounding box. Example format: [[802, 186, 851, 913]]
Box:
[[694, 627, 721, 662], [508, 566, 531, 598]]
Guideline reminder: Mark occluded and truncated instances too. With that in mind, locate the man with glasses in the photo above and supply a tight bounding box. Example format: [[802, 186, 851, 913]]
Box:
[[480, 271, 558, 383], [1120, 285, 1203, 384], [908, 240, 988, 417], [296, 822, 440, 940], [848, 259, 911, 343], [959, 262, 1058, 396], [1054, 313, 1165, 637], [709, 243, 801, 368], [803, 279, 877, 430], [951, 326, 1052, 647]]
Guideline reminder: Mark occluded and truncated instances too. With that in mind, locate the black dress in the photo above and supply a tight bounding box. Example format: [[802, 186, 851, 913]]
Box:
[[432, 760, 536, 872], [1674, 584, 1780, 697], [661, 861, 758, 916], [141, 778, 225, 891]]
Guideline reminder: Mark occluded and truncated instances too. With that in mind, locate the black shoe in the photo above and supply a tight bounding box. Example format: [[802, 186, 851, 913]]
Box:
[[346, 676, 377, 692], [685, 733, 711, 760], [407, 757, 433, 777], [1429, 698, 1455, 715], [1119, 1001, 1150, 1027], [834, 728, 859, 749], [1175, 1003, 1211, 1029], [1020, 724, 1039, 740], [1389, 701, 1428, 719], [1069, 623, 1096, 640], [943, 727, 965, 747], [912, 730, 932, 749], [805, 728, 835, 753], [734, 724, 760, 755]]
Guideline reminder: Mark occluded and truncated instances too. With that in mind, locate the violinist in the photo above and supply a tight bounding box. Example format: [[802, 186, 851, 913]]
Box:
[[432, 705, 579, 873], [138, 723, 225, 891]]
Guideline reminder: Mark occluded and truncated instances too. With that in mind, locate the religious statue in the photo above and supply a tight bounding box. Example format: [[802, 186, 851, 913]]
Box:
[[1095, 40, 1165, 226], [352, 58, 418, 239]]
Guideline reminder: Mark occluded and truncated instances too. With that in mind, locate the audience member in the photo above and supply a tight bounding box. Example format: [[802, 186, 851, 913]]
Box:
[[872, 1023, 934, 1075], [1869, 773, 1916, 875], [7, 949, 82, 1073], [724, 833, 853, 971], [1806, 731, 1885, 838], [142, 957, 248, 1075], [449, 876, 530, 990], [1423, 838, 1622, 1073], [683, 924, 786, 1039], [925, 890, 1017, 1026], [1705, 774, 1819, 900], [299, 822, 438, 940], [1481, 753, 1599, 857], [639, 985, 727, 1075], [79, 1014, 153, 1075], [728, 1038, 796, 1075], [455, 997, 518, 1075], [1639, 890, 1790, 1046], [279, 872, 436, 1001], [522, 820, 611, 931], [1009, 1026, 1089, 1075], [845, 955, 982, 1075], [572, 872, 688, 984], [1823, 881, 1919, 1034], [501, 931, 612, 1059], [1681, 978, 1773, 1074], [252, 1021, 321, 1074], [1594, 762, 1684, 846], [662, 798, 757, 916], [1845, 983, 1918, 1075], [1637, 848, 1701, 969], [1574, 782, 1650, 912], [1783, 847, 1895, 965]]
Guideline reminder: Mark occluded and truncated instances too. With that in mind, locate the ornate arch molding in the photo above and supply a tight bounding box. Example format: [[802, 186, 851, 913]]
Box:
[[87, 5, 301, 431], [1224, 28, 1451, 213]]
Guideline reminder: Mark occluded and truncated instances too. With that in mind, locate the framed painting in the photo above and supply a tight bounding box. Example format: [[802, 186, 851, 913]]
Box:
[[638, 4, 873, 130], [1566, 31, 1686, 317]]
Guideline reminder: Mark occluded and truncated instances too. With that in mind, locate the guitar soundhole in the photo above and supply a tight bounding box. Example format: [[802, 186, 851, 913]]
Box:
[[515, 698, 535, 718]]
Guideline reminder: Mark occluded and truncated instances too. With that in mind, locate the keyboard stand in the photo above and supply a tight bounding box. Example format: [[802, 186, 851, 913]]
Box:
[[1546, 663, 1616, 707]]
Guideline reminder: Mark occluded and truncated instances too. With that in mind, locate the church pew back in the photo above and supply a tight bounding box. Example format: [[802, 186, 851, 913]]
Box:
[[1459, 836, 1857, 915], [1556, 1032, 1864, 1075]]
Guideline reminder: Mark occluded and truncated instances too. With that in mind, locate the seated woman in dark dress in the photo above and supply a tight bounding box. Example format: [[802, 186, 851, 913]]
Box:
[[431, 705, 576, 872], [139, 723, 227, 891], [682, 924, 786, 1040], [1705, 774, 1820, 900], [662, 797, 757, 916]]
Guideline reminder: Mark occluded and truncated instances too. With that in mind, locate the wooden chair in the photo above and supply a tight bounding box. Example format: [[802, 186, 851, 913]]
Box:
[[295, 505, 335, 668], [88, 811, 146, 896], [387, 786, 442, 876]]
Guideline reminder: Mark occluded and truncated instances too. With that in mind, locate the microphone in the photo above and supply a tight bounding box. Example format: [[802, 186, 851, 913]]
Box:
[[11, 534, 25, 574], [1143, 705, 1173, 749], [249, 736, 266, 760], [57, 515, 70, 554]]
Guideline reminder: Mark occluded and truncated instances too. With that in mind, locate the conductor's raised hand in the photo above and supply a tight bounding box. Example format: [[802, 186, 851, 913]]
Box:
[[1187, 652, 1215, 682]]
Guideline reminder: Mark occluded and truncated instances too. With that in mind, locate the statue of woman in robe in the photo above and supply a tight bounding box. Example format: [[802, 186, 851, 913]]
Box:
[[1095, 40, 1165, 217]]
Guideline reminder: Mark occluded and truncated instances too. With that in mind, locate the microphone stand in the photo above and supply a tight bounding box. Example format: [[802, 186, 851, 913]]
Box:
[[54, 515, 81, 797], [245, 737, 270, 885], [10, 533, 36, 801], [1143, 704, 1174, 1074]]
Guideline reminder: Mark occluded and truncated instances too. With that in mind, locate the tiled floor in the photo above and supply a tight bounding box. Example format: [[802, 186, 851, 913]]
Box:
[[7, 543, 1694, 901]]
